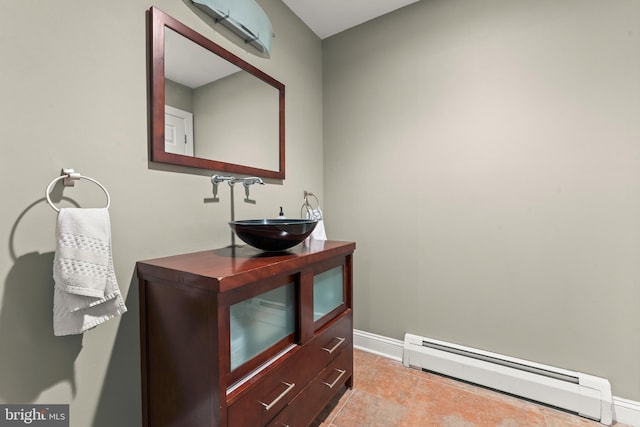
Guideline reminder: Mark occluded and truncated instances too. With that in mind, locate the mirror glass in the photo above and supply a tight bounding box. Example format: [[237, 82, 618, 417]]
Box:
[[149, 7, 285, 179]]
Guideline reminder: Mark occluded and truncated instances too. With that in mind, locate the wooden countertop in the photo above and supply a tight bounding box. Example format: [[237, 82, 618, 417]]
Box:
[[136, 240, 355, 292]]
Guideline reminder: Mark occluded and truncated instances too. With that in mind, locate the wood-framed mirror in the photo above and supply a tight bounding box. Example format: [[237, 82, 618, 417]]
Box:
[[148, 7, 285, 179]]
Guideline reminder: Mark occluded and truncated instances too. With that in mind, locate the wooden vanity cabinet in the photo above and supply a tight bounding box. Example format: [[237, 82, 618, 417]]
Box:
[[137, 240, 355, 427]]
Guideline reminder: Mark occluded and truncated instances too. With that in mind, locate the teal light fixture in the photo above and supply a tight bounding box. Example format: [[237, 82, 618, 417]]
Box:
[[192, 0, 273, 57]]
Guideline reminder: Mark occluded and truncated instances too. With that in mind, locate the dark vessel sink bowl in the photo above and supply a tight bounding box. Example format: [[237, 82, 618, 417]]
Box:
[[229, 219, 318, 251]]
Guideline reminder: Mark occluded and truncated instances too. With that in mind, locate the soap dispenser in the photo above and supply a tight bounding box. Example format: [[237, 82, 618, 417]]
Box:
[[278, 207, 286, 219]]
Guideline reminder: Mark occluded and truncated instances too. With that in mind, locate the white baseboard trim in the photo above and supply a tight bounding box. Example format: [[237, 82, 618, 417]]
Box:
[[612, 397, 640, 426], [353, 329, 640, 427], [353, 329, 404, 362]]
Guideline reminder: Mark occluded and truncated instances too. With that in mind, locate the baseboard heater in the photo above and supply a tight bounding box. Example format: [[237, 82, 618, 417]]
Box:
[[403, 333, 613, 425]]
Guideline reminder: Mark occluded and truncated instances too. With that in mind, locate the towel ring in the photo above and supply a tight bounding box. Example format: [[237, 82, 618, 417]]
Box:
[[46, 170, 111, 213], [301, 191, 321, 219]]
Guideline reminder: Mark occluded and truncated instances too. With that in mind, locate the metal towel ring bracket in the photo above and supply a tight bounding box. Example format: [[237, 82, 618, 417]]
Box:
[[301, 190, 321, 219], [46, 168, 111, 213]]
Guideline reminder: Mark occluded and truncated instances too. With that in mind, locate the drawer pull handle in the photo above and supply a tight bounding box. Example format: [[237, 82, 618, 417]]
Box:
[[259, 381, 295, 411], [322, 369, 346, 389], [321, 337, 346, 354]]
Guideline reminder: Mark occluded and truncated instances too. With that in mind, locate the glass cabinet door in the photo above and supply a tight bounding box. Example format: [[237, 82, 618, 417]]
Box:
[[230, 282, 295, 371], [313, 266, 344, 322]]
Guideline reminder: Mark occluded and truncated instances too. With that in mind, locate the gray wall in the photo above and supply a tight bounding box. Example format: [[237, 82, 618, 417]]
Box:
[[324, 0, 640, 400], [0, 1, 321, 426], [193, 71, 279, 169], [165, 79, 193, 112]]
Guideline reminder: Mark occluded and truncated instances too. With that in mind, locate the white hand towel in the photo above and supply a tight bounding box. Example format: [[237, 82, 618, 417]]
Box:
[[53, 208, 127, 336], [306, 208, 327, 241]]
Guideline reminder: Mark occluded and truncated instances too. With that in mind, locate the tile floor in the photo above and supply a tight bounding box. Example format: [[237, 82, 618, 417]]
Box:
[[313, 349, 629, 427]]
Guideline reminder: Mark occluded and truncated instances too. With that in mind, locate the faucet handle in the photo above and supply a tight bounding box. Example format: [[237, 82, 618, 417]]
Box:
[[242, 177, 264, 186]]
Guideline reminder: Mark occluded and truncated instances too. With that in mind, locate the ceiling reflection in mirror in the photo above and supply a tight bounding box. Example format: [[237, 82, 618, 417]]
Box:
[[149, 7, 285, 179]]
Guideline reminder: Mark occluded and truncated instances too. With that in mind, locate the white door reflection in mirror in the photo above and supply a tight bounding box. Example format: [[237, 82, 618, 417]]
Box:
[[165, 105, 194, 156]]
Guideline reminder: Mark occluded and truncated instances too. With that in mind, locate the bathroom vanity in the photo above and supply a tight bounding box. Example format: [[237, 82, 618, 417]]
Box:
[[137, 240, 355, 427]]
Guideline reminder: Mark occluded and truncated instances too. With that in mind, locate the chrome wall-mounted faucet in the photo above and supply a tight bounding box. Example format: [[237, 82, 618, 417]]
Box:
[[210, 174, 264, 248], [211, 175, 265, 187]]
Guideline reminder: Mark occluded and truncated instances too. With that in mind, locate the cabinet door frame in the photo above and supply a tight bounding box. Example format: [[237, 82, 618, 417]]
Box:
[[308, 254, 353, 331], [221, 273, 299, 386]]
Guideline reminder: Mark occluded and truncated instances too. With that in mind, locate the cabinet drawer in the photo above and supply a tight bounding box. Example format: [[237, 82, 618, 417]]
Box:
[[268, 348, 353, 427], [227, 349, 308, 427], [307, 310, 352, 367], [228, 311, 352, 427]]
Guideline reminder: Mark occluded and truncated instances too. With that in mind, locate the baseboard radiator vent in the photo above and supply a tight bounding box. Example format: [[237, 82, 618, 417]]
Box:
[[403, 333, 613, 425]]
